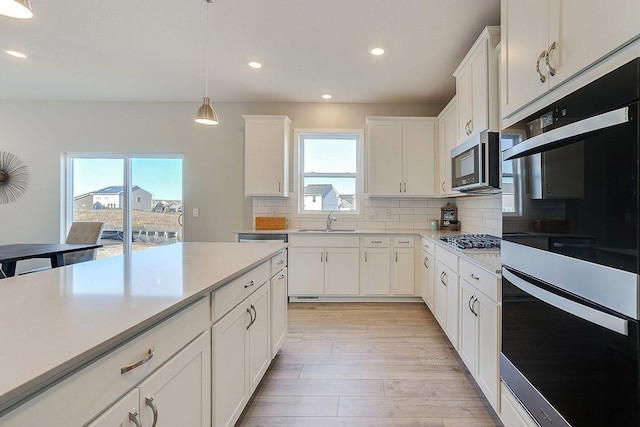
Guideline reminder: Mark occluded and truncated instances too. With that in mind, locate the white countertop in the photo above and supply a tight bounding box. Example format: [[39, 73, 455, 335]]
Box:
[[0, 242, 287, 413]]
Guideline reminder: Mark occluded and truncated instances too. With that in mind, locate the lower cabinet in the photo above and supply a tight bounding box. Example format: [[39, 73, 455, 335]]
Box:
[[392, 237, 415, 295], [361, 247, 391, 295], [435, 259, 460, 349], [289, 245, 360, 295], [418, 250, 435, 310], [270, 267, 288, 357], [213, 282, 270, 427], [88, 331, 212, 427]]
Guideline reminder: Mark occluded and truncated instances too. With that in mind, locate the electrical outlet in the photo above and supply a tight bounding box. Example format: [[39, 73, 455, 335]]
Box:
[[193, 208, 199, 217]]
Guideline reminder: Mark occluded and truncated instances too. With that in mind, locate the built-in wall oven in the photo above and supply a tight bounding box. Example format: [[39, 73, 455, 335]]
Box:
[[501, 58, 640, 426]]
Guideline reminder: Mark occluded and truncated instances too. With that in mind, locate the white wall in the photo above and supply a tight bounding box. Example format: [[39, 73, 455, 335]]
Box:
[[0, 100, 442, 248]]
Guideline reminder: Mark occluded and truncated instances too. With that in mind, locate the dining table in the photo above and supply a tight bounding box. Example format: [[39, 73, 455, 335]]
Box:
[[0, 243, 103, 278]]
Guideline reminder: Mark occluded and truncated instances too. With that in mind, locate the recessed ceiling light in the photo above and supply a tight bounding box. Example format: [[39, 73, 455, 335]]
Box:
[[322, 94, 332, 99], [4, 50, 27, 59], [370, 47, 385, 56], [248, 61, 262, 69]]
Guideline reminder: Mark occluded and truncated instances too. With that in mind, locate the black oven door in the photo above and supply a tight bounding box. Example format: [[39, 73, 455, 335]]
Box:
[[501, 267, 640, 427]]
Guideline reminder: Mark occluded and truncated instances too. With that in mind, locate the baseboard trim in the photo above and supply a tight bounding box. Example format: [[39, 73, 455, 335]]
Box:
[[288, 296, 423, 303]]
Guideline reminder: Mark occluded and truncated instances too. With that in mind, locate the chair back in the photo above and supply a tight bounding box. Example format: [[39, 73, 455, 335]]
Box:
[[64, 222, 105, 265]]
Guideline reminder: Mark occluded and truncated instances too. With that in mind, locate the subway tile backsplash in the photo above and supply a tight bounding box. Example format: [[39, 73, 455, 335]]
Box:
[[252, 194, 502, 236]]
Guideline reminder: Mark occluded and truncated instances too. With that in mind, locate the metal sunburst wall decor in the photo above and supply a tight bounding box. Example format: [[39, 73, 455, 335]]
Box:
[[0, 151, 29, 204]]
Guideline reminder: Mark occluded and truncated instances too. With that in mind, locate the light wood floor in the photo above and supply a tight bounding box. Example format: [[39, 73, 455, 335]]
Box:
[[236, 302, 503, 427]]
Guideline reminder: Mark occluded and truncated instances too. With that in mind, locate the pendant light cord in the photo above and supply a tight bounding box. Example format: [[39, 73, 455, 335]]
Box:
[[204, 1, 210, 97]]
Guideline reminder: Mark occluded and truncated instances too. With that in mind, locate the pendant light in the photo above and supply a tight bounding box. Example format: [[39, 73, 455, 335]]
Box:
[[195, 0, 219, 125], [0, 0, 33, 19]]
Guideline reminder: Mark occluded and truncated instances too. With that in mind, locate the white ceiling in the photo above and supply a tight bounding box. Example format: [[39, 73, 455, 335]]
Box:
[[0, 0, 500, 104]]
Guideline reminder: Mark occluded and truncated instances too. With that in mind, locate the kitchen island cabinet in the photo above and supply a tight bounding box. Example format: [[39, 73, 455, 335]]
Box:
[[0, 242, 287, 426]]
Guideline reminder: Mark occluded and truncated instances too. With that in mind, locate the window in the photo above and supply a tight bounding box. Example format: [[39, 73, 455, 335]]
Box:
[[501, 134, 523, 215], [297, 131, 362, 214], [66, 154, 183, 258]]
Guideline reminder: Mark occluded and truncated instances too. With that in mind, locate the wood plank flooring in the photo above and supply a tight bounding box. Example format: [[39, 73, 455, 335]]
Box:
[[236, 302, 503, 427]]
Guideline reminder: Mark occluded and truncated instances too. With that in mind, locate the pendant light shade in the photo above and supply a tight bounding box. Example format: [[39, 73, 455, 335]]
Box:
[[194, 0, 219, 126], [0, 0, 33, 19], [195, 96, 219, 125]]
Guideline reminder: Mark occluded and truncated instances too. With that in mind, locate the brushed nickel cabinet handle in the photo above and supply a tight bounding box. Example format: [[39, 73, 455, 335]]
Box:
[[325, 251, 328, 262], [278, 182, 281, 192], [423, 257, 429, 269], [129, 409, 142, 427], [442, 181, 445, 192], [399, 240, 410, 244], [472, 297, 479, 317], [400, 182, 402, 193], [371, 240, 383, 244], [145, 396, 158, 427], [470, 273, 480, 281], [246, 307, 254, 329], [404, 182, 406, 193], [121, 347, 155, 374], [365, 251, 368, 262], [320, 251, 323, 262], [395, 251, 398, 262], [244, 280, 256, 289], [277, 259, 284, 265], [468, 120, 473, 134], [545, 41, 557, 76], [536, 50, 547, 83], [250, 304, 257, 327], [440, 271, 447, 286]]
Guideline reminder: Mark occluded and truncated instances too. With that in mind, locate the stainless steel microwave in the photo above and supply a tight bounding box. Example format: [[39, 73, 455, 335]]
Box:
[[451, 131, 500, 193]]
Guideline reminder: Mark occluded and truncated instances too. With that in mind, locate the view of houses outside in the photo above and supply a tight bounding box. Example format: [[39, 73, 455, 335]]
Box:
[[71, 158, 183, 258]]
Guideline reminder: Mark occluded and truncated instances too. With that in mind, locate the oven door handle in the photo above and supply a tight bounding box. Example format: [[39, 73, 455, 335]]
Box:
[[503, 268, 629, 336], [503, 106, 629, 161]]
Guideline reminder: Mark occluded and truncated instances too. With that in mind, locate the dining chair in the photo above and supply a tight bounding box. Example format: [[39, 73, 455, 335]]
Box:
[[64, 222, 105, 265]]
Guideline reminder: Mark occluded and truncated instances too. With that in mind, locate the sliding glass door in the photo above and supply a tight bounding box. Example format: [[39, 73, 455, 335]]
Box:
[[67, 154, 183, 258]]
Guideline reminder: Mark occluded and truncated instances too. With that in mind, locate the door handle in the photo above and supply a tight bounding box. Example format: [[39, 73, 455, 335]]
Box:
[[145, 396, 159, 427], [423, 257, 428, 269], [121, 347, 155, 374], [365, 251, 368, 262], [129, 410, 143, 427], [246, 307, 254, 329], [545, 41, 557, 76], [536, 49, 547, 83]]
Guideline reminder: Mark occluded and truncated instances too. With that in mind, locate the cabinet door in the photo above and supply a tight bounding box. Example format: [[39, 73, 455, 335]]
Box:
[[403, 120, 436, 196], [437, 115, 448, 196], [424, 252, 436, 310], [270, 268, 288, 358], [501, 0, 551, 118], [248, 283, 271, 394], [392, 248, 415, 295], [325, 247, 360, 295], [476, 290, 500, 411], [361, 248, 391, 295], [86, 389, 141, 427], [470, 43, 489, 136], [458, 280, 477, 375], [549, 0, 640, 89], [288, 247, 325, 295], [457, 64, 473, 144], [138, 331, 211, 427], [244, 116, 289, 197], [444, 102, 459, 195], [213, 303, 249, 427], [368, 120, 404, 196], [434, 262, 448, 327]]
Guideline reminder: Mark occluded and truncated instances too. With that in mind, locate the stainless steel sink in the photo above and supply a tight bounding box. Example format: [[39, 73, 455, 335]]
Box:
[[298, 229, 356, 233]]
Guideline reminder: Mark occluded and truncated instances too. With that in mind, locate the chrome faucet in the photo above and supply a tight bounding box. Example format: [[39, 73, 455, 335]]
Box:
[[326, 210, 337, 231]]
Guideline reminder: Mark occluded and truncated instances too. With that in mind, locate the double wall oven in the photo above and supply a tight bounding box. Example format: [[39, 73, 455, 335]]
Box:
[[501, 58, 640, 426]]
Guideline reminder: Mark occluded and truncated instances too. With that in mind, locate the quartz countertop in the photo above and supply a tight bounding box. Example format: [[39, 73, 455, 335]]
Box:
[[0, 242, 287, 413]]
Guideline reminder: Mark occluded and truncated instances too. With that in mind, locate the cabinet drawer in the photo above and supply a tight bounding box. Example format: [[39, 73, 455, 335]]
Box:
[[363, 236, 390, 248], [421, 237, 436, 256], [270, 250, 287, 276], [0, 298, 209, 427], [212, 261, 270, 322], [459, 258, 500, 302], [393, 236, 415, 247], [436, 245, 459, 272]]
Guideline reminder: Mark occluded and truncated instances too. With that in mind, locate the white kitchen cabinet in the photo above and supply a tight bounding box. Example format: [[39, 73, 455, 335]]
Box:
[[270, 267, 288, 358], [392, 237, 415, 295], [417, 239, 435, 309], [243, 115, 290, 197], [288, 236, 360, 296], [367, 117, 437, 197], [458, 259, 500, 412], [501, 0, 640, 118], [360, 236, 391, 295], [437, 97, 460, 196], [454, 27, 500, 143], [138, 331, 211, 427], [434, 246, 460, 349], [213, 281, 271, 427], [86, 389, 141, 427]]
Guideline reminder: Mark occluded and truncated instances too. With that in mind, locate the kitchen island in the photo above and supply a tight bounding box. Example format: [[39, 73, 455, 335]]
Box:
[[0, 242, 288, 426]]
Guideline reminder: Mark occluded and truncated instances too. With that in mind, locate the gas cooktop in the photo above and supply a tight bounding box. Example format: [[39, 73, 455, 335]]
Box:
[[440, 234, 501, 251]]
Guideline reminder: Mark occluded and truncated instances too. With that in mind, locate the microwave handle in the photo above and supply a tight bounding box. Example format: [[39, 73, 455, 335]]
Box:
[[503, 106, 629, 161], [502, 267, 628, 336]]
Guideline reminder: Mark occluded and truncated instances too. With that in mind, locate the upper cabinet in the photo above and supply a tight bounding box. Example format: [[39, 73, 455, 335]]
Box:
[[501, 0, 640, 119], [437, 97, 460, 197], [367, 117, 437, 197], [243, 115, 291, 197], [454, 27, 500, 144]]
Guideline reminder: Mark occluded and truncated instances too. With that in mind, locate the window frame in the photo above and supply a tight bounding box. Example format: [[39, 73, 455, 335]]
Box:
[[293, 129, 364, 216], [501, 133, 524, 217]]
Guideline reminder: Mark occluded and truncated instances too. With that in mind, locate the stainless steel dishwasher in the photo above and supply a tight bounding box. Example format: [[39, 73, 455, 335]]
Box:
[[237, 233, 288, 243]]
